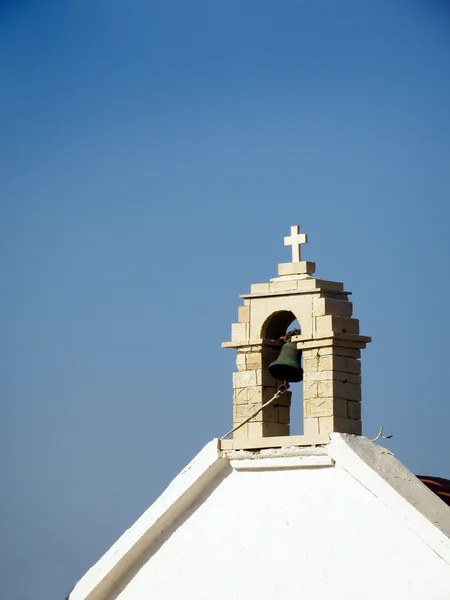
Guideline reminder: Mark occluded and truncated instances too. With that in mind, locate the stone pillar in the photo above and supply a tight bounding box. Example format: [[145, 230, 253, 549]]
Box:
[[232, 342, 292, 442], [301, 345, 363, 436]]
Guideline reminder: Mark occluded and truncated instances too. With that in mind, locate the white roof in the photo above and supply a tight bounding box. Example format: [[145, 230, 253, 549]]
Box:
[[70, 434, 450, 600]]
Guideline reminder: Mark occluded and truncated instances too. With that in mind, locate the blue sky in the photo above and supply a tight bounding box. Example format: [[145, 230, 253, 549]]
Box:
[[1, 1, 450, 598]]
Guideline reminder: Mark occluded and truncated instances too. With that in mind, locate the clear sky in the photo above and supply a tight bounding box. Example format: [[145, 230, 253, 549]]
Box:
[[1, 1, 449, 598]]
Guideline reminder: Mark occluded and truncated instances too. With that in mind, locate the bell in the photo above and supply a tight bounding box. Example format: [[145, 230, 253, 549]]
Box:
[[268, 342, 303, 383]]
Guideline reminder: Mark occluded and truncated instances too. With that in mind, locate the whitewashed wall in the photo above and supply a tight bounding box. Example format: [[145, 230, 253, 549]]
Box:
[[112, 462, 449, 600]]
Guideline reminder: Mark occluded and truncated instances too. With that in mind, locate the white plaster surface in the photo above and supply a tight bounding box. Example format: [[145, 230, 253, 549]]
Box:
[[71, 436, 450, 600], [115, 465, 449, 600], [70, 440, 229, 600]]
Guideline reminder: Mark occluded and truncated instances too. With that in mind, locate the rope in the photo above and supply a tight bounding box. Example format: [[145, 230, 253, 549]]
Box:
[[220, 382, 289, 440]]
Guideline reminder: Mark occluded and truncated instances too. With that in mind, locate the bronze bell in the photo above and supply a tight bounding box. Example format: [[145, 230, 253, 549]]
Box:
[[268, 342, 303, 383]]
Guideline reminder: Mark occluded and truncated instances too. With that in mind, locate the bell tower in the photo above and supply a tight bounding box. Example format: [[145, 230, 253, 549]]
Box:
[[221, 225, 371, 450]]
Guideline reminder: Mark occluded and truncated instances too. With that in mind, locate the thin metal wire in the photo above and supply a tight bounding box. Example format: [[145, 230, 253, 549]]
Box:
[[369, 427, 393, 442], [220, 382, 289, 440]]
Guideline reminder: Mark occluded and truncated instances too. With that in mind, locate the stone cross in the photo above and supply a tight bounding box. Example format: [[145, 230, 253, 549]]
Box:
[[284, 225, 307, 263]]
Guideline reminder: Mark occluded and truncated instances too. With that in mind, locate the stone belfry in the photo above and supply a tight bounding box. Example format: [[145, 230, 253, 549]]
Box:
[[221, 226, 371, 450]]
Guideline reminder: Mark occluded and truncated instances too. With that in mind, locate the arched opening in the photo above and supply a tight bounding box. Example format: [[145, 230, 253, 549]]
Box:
[[262, 310, 297, 340], [260, 311, 304, 435]]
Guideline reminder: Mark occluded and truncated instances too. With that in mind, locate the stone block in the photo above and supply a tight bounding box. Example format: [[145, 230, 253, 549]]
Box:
[[304, 370, 332, 381], [313, 297, 353, 318], [277, 261, 316, 276], [338, 372, 361, 385], [347, 401, 361, 420], [235, 403, 277, 423], [246, 386, 263, 404], [303, 370, 361, 385], [233, 422, 248, 441], [269, 280, 298, 292], [233, 370, 257, 388], [250, 283, 270, 294], [301, 348, 317, 363], [261, 404, 277, 422], [303, 380, 318, 398], [246, 353, 262, 370], [335, 398, 348, 418], [247, 422, 264, 438], [318, 416, 335, 435], [318, 347, 361, 359], [312, 279, 344, 292], [318, 415, 361, 435], [233, 388, 249, 405], [333, 356, 361, 374], [234, 404, 256, 421], [276, 406, 290, 424], [317, 380, 361, 401], [304, 397, 347, 418], [231, 322, 248, 342], [337, 348, 363, 359], [334, 417, 362, 435], [303, 359, 314, 373], [255, 369, 263, 385], [262, 422, 289, 437], [238, 305, 250, 323], [315, 316, 360, 337], [303, 417, 319, 436], [305, 397, 334, 418], [336, 381, 361, 401], [270, 388, 291, 407], [236, 353, 246, 371], [303, 357, 320, 372], [316, 379, 333, 398], [295, 278, 320, 290]]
